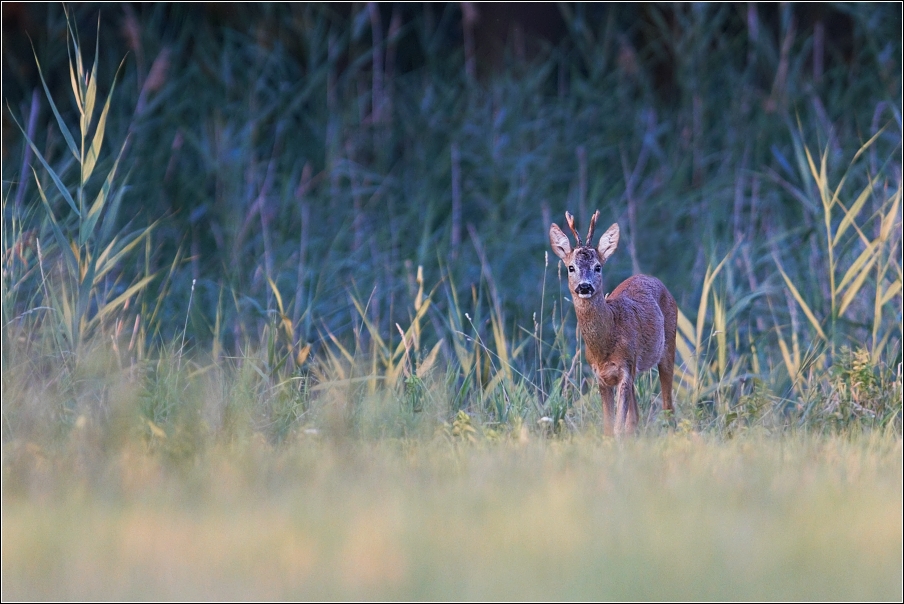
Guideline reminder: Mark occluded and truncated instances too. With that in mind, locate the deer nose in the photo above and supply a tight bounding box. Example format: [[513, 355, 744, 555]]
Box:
[[576, 283, 595, 297]]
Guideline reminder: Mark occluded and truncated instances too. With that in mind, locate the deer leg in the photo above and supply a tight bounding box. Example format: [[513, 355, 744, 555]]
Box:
[[599, 383, 615, 437], [660, 296, 677, 412], [625, 378, 639, 435], [658, 359, 674, 412], [614, 377, 631, 437]]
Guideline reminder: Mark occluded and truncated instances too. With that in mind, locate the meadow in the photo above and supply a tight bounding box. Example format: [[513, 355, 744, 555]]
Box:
[[4, 432, 901, 600], [2, 4, 902, 600]]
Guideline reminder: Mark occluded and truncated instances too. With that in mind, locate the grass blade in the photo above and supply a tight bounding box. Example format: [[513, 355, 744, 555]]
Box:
[[32, 168, 78, 276], [695, 255, 729, 350], [31, 51, 80, 162], [8, 105, 80, 216], [833, 175, 879, 248], [879, 281, 902, 307], [99, 173, 129, 245], [82, 135, 129, 246], [774, 256, 827, 341], [84, 58, 126, 185], [90, 274, 157, 329], [93, 226, 155, 283], [837, 255, 879, 317], [836, 240, 879, 298]]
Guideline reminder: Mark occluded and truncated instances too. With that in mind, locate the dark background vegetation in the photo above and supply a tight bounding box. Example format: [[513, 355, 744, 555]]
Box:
[[2, 3, 901, 424]]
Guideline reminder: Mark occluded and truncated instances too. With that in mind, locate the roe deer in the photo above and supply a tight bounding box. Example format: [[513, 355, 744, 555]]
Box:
[[549, 210, 677, 436]]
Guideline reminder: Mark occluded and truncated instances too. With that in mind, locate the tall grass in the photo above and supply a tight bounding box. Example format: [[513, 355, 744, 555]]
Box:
[[2, 4, 901, 443], [6, 12, 152, 357]]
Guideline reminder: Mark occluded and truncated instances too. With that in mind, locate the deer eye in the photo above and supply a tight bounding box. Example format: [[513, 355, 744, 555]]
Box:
[[568, 266, 575, 273], [594, 265, 601, 273]]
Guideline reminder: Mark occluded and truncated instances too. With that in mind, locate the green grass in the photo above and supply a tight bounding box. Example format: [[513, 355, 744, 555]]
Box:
[[4, 4, 899, 367]]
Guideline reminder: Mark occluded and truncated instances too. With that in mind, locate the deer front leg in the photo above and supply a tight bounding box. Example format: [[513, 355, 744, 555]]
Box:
[[614, 376, 630, 437], [614, 368, 639, 437], [625, 378, 639, 435], [599, 383, 615, 437]]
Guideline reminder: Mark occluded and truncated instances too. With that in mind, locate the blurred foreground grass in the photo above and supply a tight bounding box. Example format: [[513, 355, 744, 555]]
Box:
[[3, 431, 901, 600]]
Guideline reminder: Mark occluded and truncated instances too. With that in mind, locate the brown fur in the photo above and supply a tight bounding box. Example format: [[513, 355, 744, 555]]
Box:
[[550, 213, 677, 436]]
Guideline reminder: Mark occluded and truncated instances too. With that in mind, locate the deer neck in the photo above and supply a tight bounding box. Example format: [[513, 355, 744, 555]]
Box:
[[573, 292, 615, 354]]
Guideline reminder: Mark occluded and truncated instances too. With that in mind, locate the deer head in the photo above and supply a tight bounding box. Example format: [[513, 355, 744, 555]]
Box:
[[549, 211, 619, 300]]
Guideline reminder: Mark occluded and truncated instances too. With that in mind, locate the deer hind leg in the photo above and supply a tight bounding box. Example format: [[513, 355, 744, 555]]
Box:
[[599, 384, 615, 437], [658, 358, 674, 412], [659, 292, 678, 412]]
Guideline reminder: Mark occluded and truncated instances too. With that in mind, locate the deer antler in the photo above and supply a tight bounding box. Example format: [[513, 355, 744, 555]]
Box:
[[586, 210, 600, 245], [564, 211, 583, 246]]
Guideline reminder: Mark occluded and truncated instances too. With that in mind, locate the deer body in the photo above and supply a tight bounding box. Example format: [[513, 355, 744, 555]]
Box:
[[550, 211, 677, 436]]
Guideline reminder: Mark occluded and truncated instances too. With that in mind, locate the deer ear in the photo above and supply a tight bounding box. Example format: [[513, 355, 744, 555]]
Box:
[[597, 223, 619, 261], [549, 223, 572, 260]]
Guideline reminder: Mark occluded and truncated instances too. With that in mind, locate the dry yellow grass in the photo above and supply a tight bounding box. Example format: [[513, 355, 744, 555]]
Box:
[[3, 431, 902, 600]]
